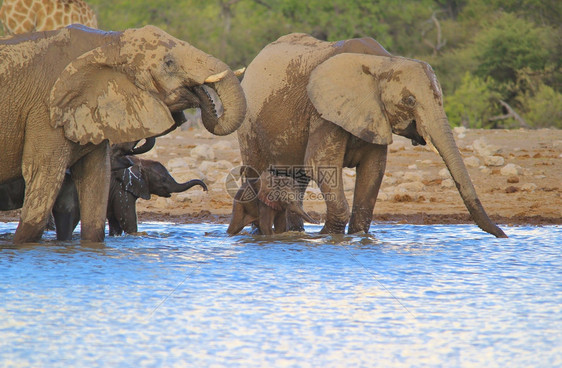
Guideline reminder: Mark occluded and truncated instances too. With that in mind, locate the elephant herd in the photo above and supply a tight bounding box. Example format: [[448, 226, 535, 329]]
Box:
[[0, 24, 507, 244]]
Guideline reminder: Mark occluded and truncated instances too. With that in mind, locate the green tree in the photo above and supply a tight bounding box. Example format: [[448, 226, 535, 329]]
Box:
[[473, 12, 551, 84], [523, 83, 562, 128], [444, 72, 499, 128]]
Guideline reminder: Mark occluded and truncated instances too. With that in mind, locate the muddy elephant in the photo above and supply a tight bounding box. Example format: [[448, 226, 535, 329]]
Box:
[[107, 156, 207, 236], [0, 24, 246, 243], [0, 139, 155, 240], [227, 171, 317, 235], [237, 33, 506, 237]]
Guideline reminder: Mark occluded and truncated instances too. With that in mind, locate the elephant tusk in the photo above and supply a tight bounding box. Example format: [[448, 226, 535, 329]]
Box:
[[233, 67, 246, 77], [205, 70, 228, 83], [427, 140, 439, 155]]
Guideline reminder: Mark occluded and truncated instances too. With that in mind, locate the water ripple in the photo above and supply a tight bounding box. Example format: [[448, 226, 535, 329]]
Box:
[[0, 222, 560, 367]]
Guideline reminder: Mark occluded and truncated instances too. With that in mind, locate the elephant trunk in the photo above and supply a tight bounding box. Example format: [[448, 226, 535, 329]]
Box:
[[130, 137, 155, 155], [169, 179, 208, 194], [198, 67, 247, 136], [425, 116, 507, 238], [287, 202, 318, 224]]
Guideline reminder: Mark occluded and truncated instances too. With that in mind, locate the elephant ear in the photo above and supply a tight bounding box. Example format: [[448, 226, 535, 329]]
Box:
[[120, 166, 151, 200], [49, 43, 174, 145], [257, 172, 288, 211], [307, 53, 393, 145]]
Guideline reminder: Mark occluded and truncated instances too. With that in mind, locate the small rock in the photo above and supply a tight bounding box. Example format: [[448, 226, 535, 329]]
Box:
[[398, 181, 425, 192], [343, 168, 356, 177], [453, 126, 467, 136], [521, 183, 537, 192], [407, 164, 418, 170], [480, 166, 491, 174], [441, 179, 455, 188], [167, 157, 189, 169], [177, 190, 207, 203], [473, 138, 501, 157], [212, 141, 233, 151], [507, 176, 520, 184], [403, 172, 423, 182], [152, 197, 169, 209], [505, 186, 518, 193], [439, 168, 452, 179], [484, 155, 505, 167], [190, 144, 215, 160], [500, 163, 521, 176], [383, 176, 397, 185], [215, 160, 234, 170], [464, 156, 480, 168], [343, 175, 355, 190], [377, 192, 389, 201], [198, 160, 216, 172]]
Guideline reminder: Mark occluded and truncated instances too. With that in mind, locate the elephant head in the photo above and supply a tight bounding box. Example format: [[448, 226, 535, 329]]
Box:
[[49, 25, 247, 146], [227, 171, 317, 235], [110, 138, 156, 170], [307, 54, 506, 238], [119, 157, 208, 200]]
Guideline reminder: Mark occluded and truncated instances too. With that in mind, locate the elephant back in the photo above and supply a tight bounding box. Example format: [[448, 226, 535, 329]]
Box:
[[241, 33, 336, 113], [239, 34, 338, 172]]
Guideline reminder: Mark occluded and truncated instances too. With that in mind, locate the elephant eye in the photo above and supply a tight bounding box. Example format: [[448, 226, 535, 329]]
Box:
[[164, 54, 176, 69], [404, 95, 416, 107]]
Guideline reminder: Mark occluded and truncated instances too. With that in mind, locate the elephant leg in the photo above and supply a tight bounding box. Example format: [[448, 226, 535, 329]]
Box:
[[285, 176, 309, 232], [305, 118, 349, 234], [273, 211, 287, 233], [15, 140, 70, 243], [348, 144, 387, 234], [52, 174, 80, 241], [119, 196, 139, 235], [72, 143, 110, 242], [108, 215, 123, 236], [257, 203, 275, 235]]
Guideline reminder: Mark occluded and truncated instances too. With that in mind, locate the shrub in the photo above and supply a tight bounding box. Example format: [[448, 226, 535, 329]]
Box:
[[444, 72, 499, 128], [523, 84, 562, 128]]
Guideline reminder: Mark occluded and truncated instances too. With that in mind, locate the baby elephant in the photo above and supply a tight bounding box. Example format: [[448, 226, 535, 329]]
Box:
[[108, 156, 207, 236], [227, 171, 317, 235]]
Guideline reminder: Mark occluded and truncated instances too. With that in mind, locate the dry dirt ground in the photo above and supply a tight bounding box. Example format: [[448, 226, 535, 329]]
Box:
[[1, 126, 561, 227]]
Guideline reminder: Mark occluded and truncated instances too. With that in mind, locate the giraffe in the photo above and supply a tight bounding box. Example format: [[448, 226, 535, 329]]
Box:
[[0, 0, 97, 35]]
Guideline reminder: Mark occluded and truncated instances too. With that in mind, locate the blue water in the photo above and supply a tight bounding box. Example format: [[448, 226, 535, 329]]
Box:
[[0, 222, 560, 367]]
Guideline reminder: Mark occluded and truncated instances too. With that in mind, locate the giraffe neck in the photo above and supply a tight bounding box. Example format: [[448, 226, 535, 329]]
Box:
[[0, 0, 98, 35]]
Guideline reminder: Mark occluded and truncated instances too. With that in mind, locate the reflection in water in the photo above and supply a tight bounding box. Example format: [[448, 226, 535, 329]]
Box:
[[0, 222, 560, 367]]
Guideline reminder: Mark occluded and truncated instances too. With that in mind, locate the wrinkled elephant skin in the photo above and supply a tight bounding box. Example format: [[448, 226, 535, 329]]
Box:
[[0, 24, 246, 243], [237, 33, 506, 238]]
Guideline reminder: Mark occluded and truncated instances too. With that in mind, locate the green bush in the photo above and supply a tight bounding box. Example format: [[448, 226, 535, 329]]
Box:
[[444, 72, 499, 128], [523, 84, 562, 128]]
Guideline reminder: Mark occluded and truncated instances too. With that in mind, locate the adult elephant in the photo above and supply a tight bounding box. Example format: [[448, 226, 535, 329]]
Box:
[[0, 139, 154, 240], [237, 33, 506, 238], [0, 24, 246, 243]]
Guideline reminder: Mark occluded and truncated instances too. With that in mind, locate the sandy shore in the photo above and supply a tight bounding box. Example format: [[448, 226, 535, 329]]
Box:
[[1, 127, 560, 226]]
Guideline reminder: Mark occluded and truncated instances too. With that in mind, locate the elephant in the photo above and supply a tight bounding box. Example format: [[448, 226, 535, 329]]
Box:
[[237, 33, 506, 238], [0, 139, 155, 240], [0, 24, 246, 243], [106, 156, 208, 236], [227, 171, 317, 235]]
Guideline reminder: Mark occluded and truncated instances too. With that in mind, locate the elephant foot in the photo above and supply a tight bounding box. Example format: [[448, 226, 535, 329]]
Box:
[[319, 221, 347, 234], [80, 227, 105, 243], [286, 214, 305, 232], [14, 222, 45, 244], [347, 221, 371, 234]]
